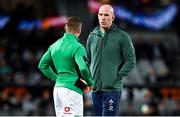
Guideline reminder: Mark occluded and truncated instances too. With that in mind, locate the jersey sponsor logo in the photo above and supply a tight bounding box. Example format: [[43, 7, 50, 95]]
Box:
[[108, 99, 114, 111], [64, 107, 70, 112], [64, 107, 72, 114]]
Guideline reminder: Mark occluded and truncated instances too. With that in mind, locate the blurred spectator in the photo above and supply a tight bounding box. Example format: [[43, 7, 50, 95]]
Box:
[[0, 58, 12, 84], [22, 92, 38, 115], [172, 101, 180, 115], [141, 88, 159, 115], [38, 89, 52, 115]]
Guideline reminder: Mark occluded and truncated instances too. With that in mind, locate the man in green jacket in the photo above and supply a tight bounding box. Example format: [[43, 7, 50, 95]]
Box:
[[86, 5, 136, 116], [38, 16, 94, 117]]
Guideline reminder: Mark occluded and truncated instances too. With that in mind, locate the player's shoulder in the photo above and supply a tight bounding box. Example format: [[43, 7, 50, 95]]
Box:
[[69, 39, 84, 53], [89, 26, 100, 35], [113, 24, 127, 33], [74, 43, 86, 54], [49, 38, 61, 48], [114, 25, 130, 38], [77, 42, 85, 50]]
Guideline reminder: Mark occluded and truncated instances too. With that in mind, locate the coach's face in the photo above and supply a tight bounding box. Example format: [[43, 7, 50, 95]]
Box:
[[98, 5, 115, 30]]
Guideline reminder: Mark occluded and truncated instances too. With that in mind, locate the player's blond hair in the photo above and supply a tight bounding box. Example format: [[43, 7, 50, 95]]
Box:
[[66, 16, 82, 33]]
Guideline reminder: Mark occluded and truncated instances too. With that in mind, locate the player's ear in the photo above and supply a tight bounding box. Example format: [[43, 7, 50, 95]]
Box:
[[64, 25, 68, 32], [76, 28, 81, 37], [112, 14, 115, 21], [78, 27, 81, 34], [77, 28, 79, 33]]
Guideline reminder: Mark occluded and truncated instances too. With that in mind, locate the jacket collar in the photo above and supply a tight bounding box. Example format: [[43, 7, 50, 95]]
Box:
[[92, 23, 116, 35], [63, 33, 79, 41]]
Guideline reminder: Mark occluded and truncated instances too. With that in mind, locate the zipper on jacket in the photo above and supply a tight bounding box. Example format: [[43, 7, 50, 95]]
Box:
[[99, 32, 108, 89]]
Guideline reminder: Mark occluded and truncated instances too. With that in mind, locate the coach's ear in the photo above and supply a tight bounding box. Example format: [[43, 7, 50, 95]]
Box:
[[112, 14, 115, 21]]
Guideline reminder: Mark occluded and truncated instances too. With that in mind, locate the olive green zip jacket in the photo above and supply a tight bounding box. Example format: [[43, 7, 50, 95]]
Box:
[[38, 33, 94, 95], [86, 24, 136, 92]]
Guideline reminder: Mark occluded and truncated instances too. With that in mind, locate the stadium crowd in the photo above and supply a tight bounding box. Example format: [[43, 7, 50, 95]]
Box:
[[0, 0, 180, 116]]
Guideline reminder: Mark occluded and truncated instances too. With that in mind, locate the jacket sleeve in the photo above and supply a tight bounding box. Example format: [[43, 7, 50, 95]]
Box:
[[38, 48, 57, 81], [118, 33, 136, 78], [74, 46, 94, 86]]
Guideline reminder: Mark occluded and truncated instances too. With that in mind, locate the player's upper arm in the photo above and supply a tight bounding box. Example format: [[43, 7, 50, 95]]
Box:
[[74, 46, 87, 71]]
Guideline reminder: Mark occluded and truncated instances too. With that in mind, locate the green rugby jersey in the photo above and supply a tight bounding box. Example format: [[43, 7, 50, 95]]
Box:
[[38, 33, 94, 95]]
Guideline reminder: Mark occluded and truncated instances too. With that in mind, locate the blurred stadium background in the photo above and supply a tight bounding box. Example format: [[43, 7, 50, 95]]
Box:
[[0, 0, 180, 116]]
